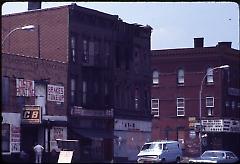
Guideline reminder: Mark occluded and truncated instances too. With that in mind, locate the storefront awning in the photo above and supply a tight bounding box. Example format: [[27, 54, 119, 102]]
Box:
[[70, 128, 114, 139]]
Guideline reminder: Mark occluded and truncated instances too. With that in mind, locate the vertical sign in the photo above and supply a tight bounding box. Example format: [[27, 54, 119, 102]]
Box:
[[11, 126, 21, 153], [16, 79, 35, 96], [47, 85, 64, 102]]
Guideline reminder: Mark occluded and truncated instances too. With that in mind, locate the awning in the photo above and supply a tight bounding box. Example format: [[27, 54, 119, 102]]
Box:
[[70, 128, 114, 139]]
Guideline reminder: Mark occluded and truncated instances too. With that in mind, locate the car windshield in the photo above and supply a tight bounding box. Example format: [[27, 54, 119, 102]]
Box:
[[141, 143, 162, 150], [201, 151, 224, 158]]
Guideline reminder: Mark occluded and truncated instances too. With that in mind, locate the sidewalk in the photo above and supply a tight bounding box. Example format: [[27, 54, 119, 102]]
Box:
[[181, 156, 190, 163]]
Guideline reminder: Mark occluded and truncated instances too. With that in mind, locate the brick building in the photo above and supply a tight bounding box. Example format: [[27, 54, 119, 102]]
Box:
[[2, 3, 152, 162], [2, 52, 68, 162], [151, 38, 240, 157]]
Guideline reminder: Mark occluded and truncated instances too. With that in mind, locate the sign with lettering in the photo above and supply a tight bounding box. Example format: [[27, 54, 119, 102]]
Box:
[[16, 79, 35, 97], [11, 126, 21, 153], [47, 85, 64, 102], [71, 106, 113, 117], [50, 127, 67, 152], [21, 106, 41, 124]]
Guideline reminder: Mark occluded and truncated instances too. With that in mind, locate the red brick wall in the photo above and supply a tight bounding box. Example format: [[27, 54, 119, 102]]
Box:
[[2, 53, 68, 116], [2, 7, 69, 63]]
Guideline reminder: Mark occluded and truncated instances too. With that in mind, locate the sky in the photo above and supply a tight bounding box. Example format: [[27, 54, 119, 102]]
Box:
[[2, 2, 239, 50]]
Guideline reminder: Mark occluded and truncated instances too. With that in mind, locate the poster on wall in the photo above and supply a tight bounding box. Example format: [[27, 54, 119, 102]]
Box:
[[11, 126, 21, 153], [16, 79, 35, 97], [47, 85, 64, 102], [50, 127, 67, 152]]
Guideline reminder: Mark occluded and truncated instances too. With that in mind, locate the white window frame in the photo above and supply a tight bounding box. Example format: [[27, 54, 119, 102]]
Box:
[[206, 97, 214, 107], [153, 70, 159, 85], [151, 99, 159, 117], [177, 69, 184, 84], [207, 67, 214, 83], [177, 98, 185, 116]]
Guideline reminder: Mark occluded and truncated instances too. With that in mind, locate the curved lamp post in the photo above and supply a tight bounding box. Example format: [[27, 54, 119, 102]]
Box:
[[199, 64, 229, 155], [2, 25, 35, 46]]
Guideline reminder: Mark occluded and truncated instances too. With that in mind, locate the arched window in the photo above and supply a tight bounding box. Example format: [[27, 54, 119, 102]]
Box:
[[177, 68, 184, 84], [153, 70, 159, 85], [207, 67, 214, 83]]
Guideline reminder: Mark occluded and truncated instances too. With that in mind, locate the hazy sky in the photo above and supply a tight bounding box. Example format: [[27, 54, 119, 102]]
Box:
[[2, 2, 239, 50]]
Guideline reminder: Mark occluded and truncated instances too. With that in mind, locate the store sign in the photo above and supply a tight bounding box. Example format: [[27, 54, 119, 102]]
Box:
[[47, 85, 64, 102], [11, 126, 21, 153], [22, 106, 41, 124], [202, 119, 240, 133], [71, 106, 113, 117], [16, 79, 35, 97]]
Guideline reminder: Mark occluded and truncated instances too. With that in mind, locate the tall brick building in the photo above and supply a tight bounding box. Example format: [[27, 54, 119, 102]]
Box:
[[151, 38, 240, 157], [2, 3, 152, 162]]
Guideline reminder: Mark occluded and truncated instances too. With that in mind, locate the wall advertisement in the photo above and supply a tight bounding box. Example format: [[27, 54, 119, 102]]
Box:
[[47, 84, 64, 102], [16, 79, 35, 97]]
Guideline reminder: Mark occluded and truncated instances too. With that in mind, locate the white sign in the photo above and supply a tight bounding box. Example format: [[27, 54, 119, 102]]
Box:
[[47, 85, 64, 102], [50, 127, 67, 152], [58, 151, 73, 163], [11, 126, 21, 153], [16, 79, 35, 97]]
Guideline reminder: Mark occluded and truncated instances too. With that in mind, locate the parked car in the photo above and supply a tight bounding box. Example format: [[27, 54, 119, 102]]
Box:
[[137, 140, 182, 163], [189, 150, 239, 163]]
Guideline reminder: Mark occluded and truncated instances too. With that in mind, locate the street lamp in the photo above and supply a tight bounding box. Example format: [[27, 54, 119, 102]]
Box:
[[199, 64, 229, 155], [2, 25, 35, 46]]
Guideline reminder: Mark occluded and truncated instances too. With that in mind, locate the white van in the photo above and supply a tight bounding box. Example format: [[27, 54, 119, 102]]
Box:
[[137, 140, 182, 163]]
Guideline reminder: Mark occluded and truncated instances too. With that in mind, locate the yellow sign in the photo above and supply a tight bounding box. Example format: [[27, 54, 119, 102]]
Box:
[[21, 106, 41, 124]]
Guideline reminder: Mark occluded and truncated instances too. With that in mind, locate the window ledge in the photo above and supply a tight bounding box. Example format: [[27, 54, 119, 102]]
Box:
[[177, 83, 184, 87]]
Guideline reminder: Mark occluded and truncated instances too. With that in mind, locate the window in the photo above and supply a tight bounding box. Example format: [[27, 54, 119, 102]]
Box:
[[82, 81, 87, 105], [71, 78, 76, 104], [207, 67, 214, 83], [135, 88, 139, 110], [83, 40, 88, 62], [177, 98, 185, 116], [2, 123, 10, 153], [2, 76, 9, 105], [206, 97, 214, 107], [207, 108, 213, 116], [177, 69, 184, 85], [71, 36, 76, 62], [151, 99, 159, 117], [89, 41, 95, 65], [153, 70, 159, 85]]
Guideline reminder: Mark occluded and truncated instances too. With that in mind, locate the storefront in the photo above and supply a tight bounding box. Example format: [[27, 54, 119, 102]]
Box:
[[69, 106, 114, 162], [114, 118, 152, 161]]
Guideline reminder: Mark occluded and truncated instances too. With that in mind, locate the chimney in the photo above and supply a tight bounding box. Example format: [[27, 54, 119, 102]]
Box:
[[217, 42, 232, 48], [194, 37, 204, 48], [28, 2, 41, 11]]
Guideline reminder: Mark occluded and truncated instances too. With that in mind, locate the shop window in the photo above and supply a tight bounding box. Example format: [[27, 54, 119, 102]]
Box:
[[2, 123, 10, 153], [151, 99, 159, 117], [177, 98, 185, 116]]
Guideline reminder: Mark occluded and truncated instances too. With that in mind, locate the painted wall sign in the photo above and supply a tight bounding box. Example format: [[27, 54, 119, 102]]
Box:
[[50, 127, 67, 152], [47, 85, 64, 102], [21, 106, 41, 124], [16, 79, 35, 97]]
